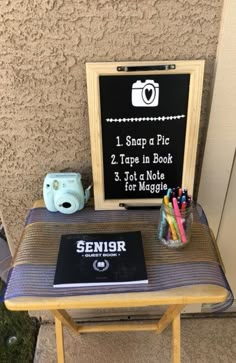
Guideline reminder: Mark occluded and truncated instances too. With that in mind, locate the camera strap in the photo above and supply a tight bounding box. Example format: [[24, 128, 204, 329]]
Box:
[[84, 184, 92, 203]]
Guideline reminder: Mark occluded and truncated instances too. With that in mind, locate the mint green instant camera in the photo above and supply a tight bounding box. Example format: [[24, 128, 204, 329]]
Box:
[[43, 173, 90, 214]]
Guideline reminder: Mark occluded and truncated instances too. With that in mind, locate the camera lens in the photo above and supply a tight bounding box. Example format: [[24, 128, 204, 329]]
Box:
[[55, 193, 80, 214], [62, 202, 71, 208]]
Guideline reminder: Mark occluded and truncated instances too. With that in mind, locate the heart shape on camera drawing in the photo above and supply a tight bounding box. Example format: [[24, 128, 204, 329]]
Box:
[[145, 88, 153, 101]]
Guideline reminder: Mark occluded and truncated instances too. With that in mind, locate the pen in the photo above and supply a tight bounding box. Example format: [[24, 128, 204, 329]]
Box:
[[159, 195, 169, 239], [172, 197, 187, 243], [181, 195, 186, 204], [167, 188, 172, 198], [176, 186, 180, 197], [163, 195, 169, 206], [183, 189, 189, 198], [181, 201, 186, 210], [168, 202, 180, 240], [177, 196, 181, 208], [166, 210, 178, 240]]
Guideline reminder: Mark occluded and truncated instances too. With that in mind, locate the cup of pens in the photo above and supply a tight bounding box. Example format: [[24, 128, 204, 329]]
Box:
[[158, 188, 193, 249]]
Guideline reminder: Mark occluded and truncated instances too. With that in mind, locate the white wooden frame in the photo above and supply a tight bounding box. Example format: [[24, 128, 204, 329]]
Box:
[[86, 61, 204, 210]]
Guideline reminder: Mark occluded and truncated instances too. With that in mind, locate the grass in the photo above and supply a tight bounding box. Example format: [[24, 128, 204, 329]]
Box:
[[0, 279, 39, 363]]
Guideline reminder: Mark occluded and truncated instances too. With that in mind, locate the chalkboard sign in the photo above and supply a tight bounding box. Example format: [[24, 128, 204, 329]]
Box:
[[86, 61, 204, 210]]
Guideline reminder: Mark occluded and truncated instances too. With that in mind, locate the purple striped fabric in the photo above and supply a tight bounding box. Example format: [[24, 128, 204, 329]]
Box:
[[25, 205, 201, 226], [4, 205, 233, 312], [5, 262, 233, 312]]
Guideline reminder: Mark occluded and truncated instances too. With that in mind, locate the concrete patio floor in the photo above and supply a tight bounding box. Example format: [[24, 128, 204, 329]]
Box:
[[34, 317, 236, 363]]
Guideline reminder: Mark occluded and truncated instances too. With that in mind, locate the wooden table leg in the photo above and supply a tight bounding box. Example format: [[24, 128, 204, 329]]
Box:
[[156, 305, 184, 363], [51, 310, 80, 363], [51, 309, 79, 334], [172, 313, 181, 363], [55, 316, 65, 363], [156, 304, 185, 334], [50, 306, 183, 363]]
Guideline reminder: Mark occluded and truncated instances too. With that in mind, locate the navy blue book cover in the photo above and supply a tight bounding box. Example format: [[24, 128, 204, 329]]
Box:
[[53, 231, 148, 287]]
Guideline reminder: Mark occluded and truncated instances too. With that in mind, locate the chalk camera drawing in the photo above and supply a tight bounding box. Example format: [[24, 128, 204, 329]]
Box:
[[131, 79, 159, 107]]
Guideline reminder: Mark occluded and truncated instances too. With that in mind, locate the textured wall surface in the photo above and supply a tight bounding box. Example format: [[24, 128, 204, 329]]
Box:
[[0, 0, 223, 253]]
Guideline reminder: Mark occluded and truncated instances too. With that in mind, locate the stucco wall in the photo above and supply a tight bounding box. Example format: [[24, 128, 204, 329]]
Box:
[[0, 0, 223, 253]]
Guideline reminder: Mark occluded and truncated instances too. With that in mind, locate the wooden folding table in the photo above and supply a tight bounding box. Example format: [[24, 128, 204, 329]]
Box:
[[5, 284, 228, 363], [4, 201, 231, 363]]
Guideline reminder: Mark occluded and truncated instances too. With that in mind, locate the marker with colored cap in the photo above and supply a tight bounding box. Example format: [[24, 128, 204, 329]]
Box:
[[172, 197, 187, 243]]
